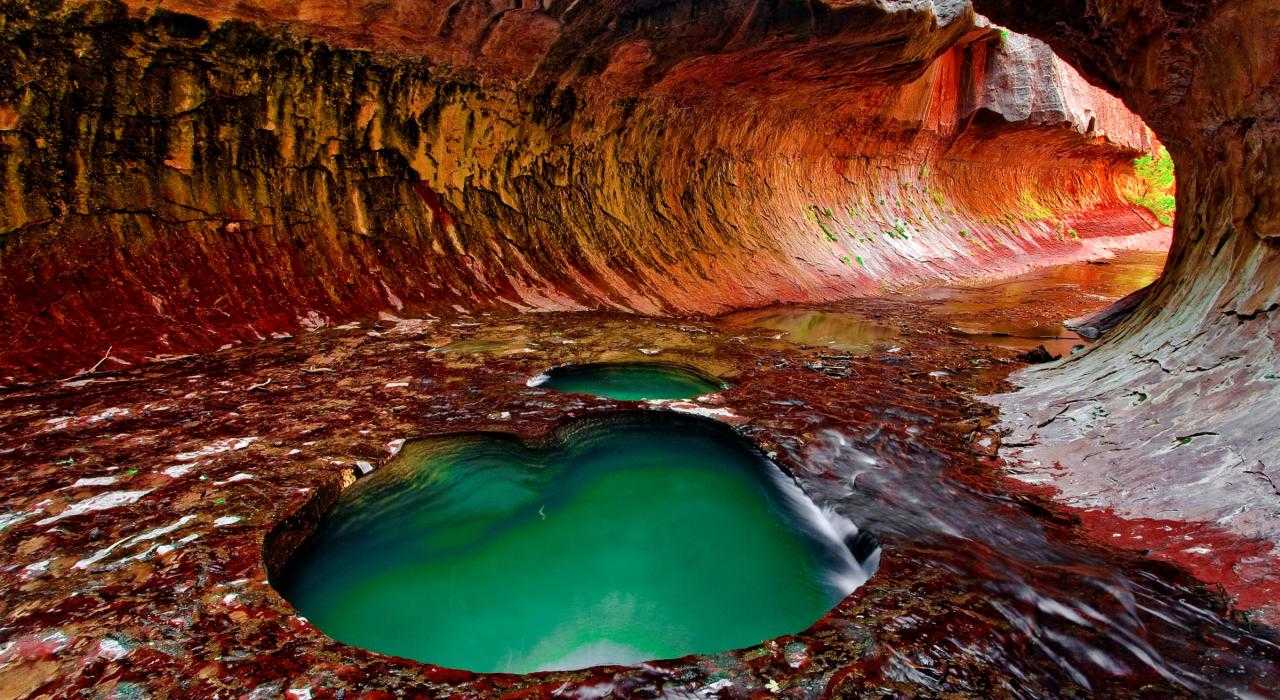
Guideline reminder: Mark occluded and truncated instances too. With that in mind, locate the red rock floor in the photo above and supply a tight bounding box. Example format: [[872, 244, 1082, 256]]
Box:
[[1, 251, 1277, 698]]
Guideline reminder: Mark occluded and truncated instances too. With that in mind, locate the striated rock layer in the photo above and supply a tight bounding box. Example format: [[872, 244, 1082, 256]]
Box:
[[0, 0, 1161, 380], [976, 0, 1280, 624]]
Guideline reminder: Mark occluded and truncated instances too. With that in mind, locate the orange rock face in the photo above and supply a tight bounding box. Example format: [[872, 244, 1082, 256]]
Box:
[[0, 1, 1162, 379], [3, 0, 1280, 691]]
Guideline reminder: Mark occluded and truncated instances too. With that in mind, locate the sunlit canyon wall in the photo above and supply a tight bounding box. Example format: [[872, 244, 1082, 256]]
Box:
[[0, 0, 1160, 380]]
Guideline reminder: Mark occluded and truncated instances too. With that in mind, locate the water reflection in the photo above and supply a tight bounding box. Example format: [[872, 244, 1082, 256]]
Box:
[[795, 427, 1277, 696], [918, 251, 1166, 357], [278, 412, 873, 674], [532, 362, 725, 401], [718, 309, 899, 354]]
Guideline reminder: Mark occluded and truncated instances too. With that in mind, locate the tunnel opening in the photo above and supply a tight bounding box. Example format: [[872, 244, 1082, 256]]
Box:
[[0, 2, 1178, 380], [3, 0, 1279, 696]]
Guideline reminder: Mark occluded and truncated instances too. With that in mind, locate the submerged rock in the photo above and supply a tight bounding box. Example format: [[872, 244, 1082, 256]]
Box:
[[1019, 345, 1061, 363]]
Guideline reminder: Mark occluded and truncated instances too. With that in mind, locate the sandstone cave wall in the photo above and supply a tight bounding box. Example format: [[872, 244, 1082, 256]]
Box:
[[0, 0, 1159, 379], [974, 0, 1280, 610]]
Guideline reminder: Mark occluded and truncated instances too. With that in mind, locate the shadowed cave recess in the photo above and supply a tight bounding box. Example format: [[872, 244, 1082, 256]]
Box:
[[1, 0, 1279, 697]]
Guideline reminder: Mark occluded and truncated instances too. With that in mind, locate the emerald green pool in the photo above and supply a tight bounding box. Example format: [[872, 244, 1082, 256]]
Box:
[[276, 412, 867, 673], [531, 362, 725, 400]]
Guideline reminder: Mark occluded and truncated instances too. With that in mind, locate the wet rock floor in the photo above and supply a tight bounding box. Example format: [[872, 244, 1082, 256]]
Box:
[[1, 251, 1278, 698]]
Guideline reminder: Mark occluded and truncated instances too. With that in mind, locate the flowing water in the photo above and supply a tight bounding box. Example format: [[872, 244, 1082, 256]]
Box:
[[793, 422, 1280, 697], [530, 362, 725, 400], [271, 250, 1279, 694], [277, 412, 872, 673]]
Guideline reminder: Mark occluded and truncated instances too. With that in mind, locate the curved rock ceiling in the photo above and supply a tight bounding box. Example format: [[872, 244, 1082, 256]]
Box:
[[1, 0, 1160, 377], [1, 0, 1279, 692]]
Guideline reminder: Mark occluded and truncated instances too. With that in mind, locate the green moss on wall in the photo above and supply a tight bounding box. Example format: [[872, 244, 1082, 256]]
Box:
[[1127, 146, 1176, 226]]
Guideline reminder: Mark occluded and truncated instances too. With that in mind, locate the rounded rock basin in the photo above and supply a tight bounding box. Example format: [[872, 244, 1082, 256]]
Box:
[[275, 412, 872, 673], [531, 362, 725, 400]]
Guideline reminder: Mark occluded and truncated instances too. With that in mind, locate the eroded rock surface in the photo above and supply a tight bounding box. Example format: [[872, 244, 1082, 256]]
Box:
[[975, 0, 1280, 625], [0, 0, 1159, 379], [2, 0, 1279, 693], [0, 263, 1276, 696]]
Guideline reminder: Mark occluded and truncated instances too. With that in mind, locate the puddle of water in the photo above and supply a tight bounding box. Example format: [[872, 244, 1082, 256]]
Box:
[[915, 253, 1165, 309], [947, 322, 1086, 358], [922, 251, 1166, 357], [718, 308, 899, 353], [532, 362, 725, 400], [276, 412, 871, 674]]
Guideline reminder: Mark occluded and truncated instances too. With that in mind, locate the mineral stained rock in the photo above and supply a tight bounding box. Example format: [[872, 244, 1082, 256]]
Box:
[[3, 275, 1277, 697], [2, 0, 1280, 695], [0, 0, 1162, 380], [976, 0, 1280, 624]]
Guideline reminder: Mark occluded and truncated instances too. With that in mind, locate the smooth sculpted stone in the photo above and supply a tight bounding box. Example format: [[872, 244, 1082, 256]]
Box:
[[0, 4, 1162, 381], [276, 412, 871, 673], [530, 362, 725, 400]]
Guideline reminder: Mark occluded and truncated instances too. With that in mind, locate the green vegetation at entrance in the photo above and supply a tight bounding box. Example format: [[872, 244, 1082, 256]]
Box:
[[1128, 146, 1176, 226]]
